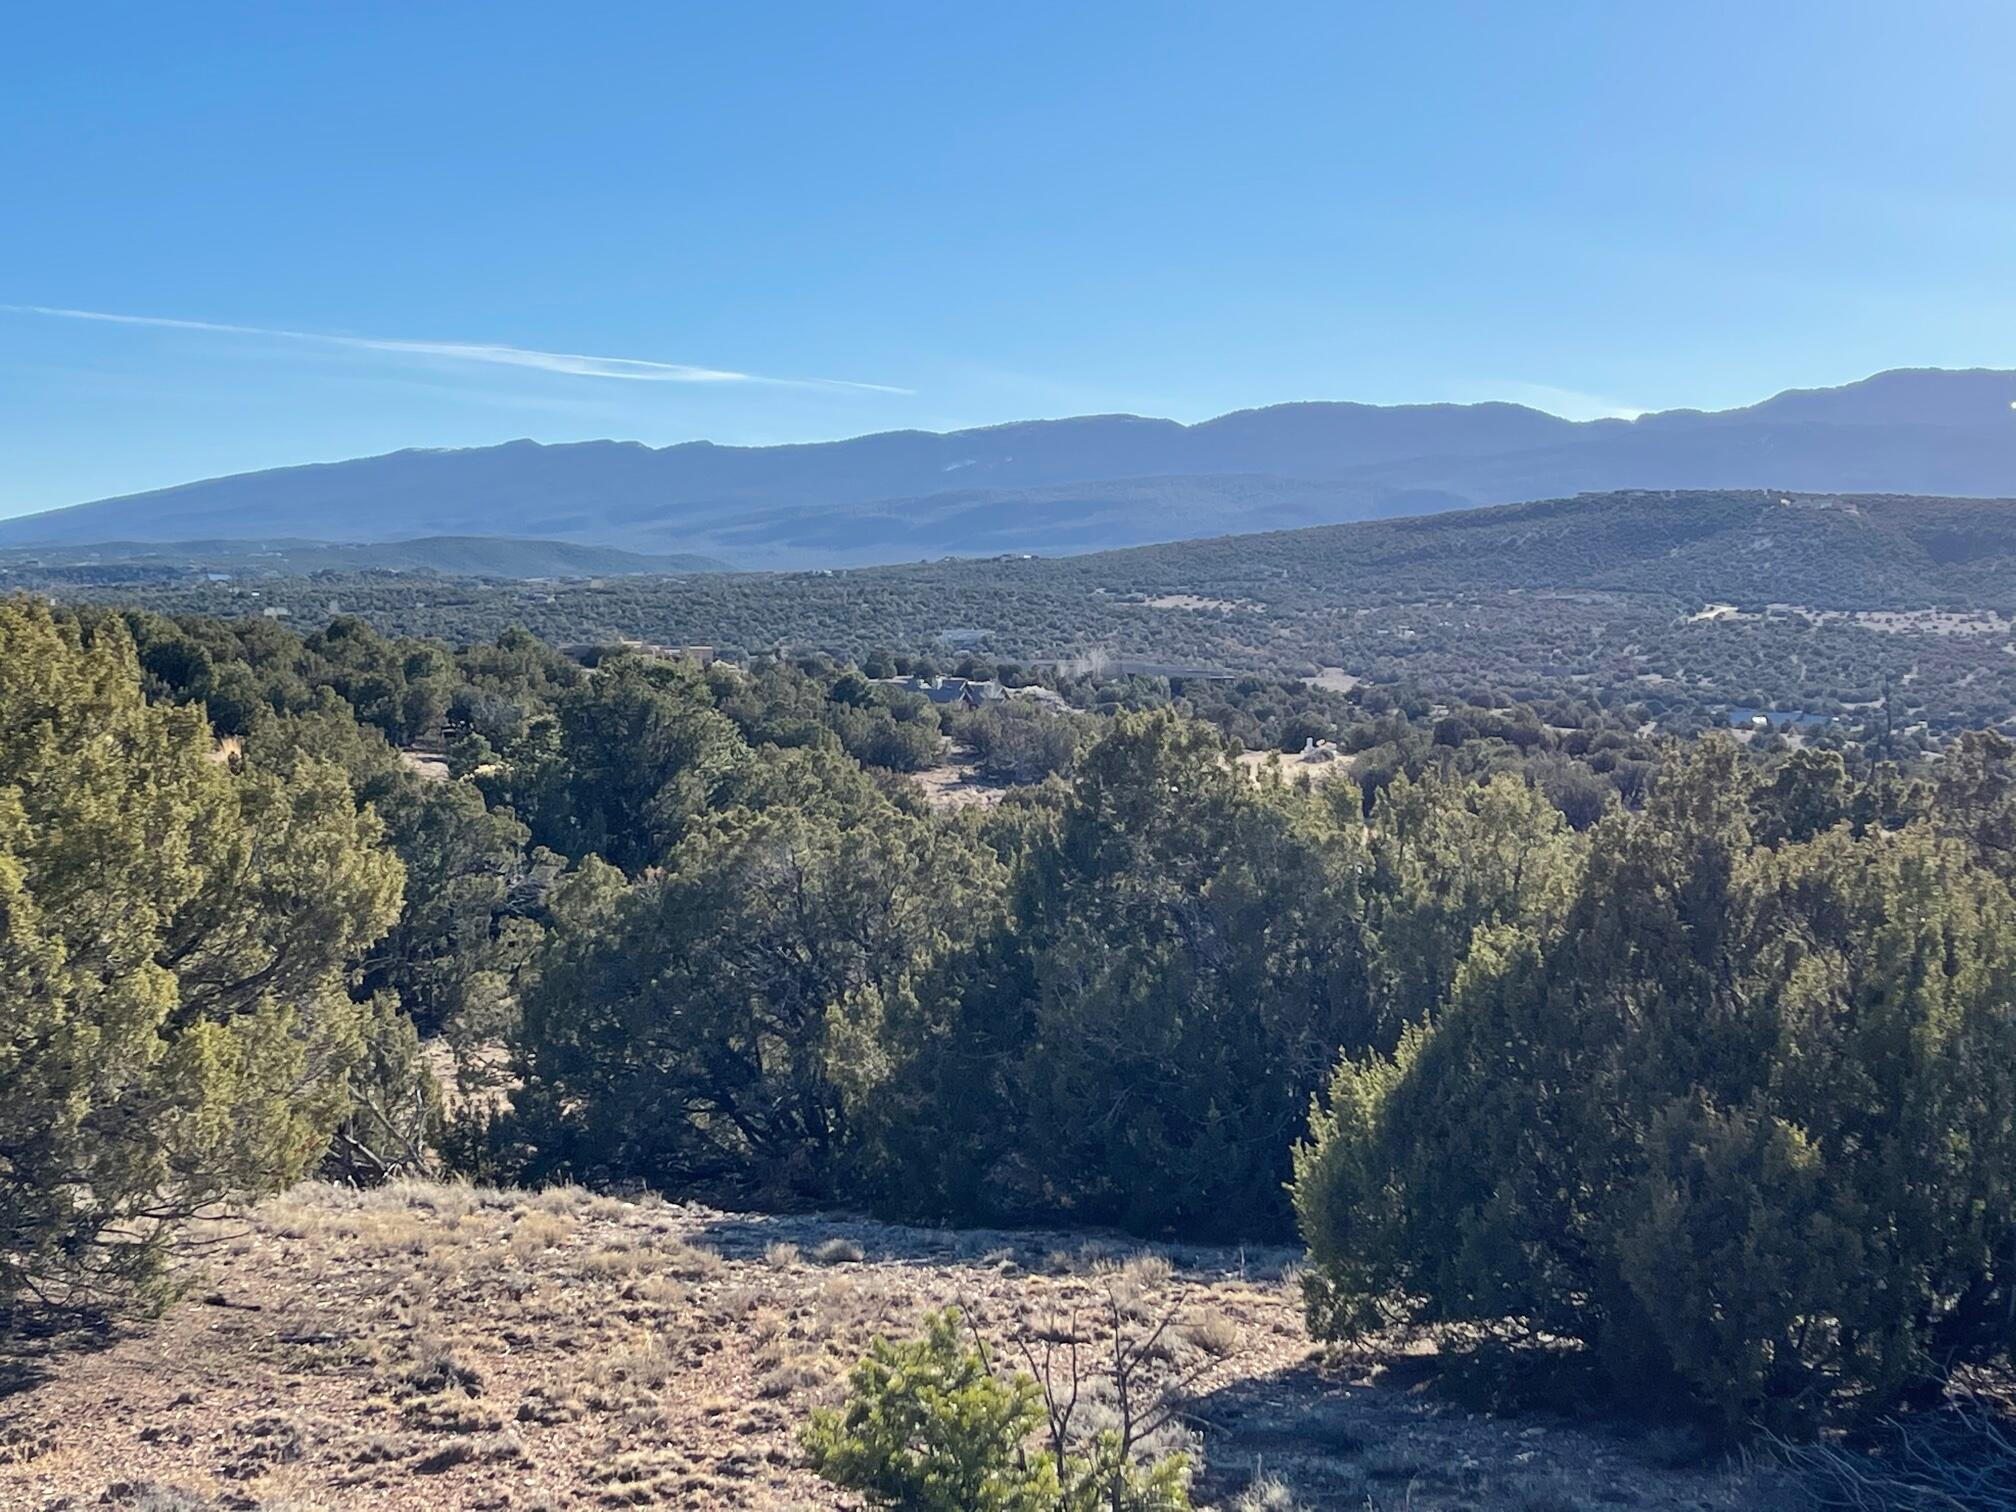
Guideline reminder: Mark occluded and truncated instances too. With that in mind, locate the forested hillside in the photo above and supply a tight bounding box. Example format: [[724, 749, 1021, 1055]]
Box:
[[20, 489, 2016, 735]]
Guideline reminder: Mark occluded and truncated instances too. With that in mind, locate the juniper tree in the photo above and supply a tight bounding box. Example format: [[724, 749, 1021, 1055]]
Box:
[[0, 601, 403, 1310]]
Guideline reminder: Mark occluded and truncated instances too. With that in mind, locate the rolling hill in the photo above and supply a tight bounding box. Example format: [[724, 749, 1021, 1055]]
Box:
[[3, 368, 2015, 568], [21, 489, 2016, 736]]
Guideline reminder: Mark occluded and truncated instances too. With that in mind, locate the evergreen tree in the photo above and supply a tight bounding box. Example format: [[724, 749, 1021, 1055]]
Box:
[[506, 746, 1003, 1199], [1295, 740, 2016, 1429], [0, 601, 403, 1309], [1006, 713, 1370, 1236]]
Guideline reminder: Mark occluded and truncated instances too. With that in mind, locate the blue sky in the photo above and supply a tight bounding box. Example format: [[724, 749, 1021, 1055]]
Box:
[[3, 1, 2012, 518]]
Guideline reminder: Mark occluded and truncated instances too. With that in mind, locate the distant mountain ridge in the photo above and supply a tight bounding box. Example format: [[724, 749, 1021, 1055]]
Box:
[[4, 367, 2014, 568]]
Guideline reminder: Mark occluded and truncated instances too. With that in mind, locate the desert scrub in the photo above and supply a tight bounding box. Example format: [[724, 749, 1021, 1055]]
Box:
[[803, 1307, 1191, 1511]]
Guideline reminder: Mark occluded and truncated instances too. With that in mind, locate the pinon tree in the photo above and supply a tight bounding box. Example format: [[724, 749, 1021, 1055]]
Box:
[[1003, 712, 1373, 1238], [505, 743, 1005, 1201], [0, 601, 404, 1310], [1295, 740, 2016, 1431]]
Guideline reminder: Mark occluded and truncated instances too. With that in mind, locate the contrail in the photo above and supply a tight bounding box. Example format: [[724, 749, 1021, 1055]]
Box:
[[3, 304, 912, 395]]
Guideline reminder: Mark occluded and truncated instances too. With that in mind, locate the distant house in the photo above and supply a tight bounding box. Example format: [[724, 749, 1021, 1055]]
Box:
[[897, 675, 1009, 709]]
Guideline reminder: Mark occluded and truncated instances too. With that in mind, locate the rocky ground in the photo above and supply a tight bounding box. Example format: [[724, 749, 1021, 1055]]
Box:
[[1, 1180, 1798, 1510]]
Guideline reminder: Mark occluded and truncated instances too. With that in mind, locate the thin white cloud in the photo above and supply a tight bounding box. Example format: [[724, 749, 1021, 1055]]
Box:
[[2, 304, 912, 394], [1486, 381, 1645, 422]]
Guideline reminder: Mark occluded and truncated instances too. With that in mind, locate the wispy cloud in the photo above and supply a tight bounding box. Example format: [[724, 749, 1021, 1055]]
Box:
[[1485, 381, 1644, 422], [2, 304, 912, 394]]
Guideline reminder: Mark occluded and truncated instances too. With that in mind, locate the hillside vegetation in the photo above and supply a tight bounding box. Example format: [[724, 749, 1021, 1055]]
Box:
[[21, 489, 2016, 734], [4, 595, 2016, 1506]]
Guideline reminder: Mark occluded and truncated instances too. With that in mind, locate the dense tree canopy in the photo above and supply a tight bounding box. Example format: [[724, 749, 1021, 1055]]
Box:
[[1294, 742, 2016, 1429], [506, 744, 1003, 1201]]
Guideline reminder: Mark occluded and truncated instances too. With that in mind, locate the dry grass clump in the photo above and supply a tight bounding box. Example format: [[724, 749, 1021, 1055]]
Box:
[[621, 1272, 689, 1308], [595, 1337, 682, 1392], [764, 1241, 801, 1269], [755, 1358, 828, 1399], [228, 1411, 311, 1468], [575, 1243, 653, 1280], [255, 1192, 361, 1242], [1082, 1250, 1176, 1320], [508, 1210, 573, 1258], [809, 1237, 864, 1265], [411, 1430, 525, 1474], [1232, 1476, 1307, 1511], [1122, 1253, 1175, 1287], [661, 1240, 726, 1280], [528, 1182, 595, 1214], [589, 1444, 692, 1505], [349, 1431, 406, 1465], [810, 1273, 903, 1344], [381, 1177, 500, 1219], [400, 1337, 484, 1398], [515, 1384, 587, 1426], [401, 1396, 505, 1435], [1180, 1307, 1241, 1358]]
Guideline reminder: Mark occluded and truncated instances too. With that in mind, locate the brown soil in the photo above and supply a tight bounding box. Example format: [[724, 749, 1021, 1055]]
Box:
[[909, 761, 1009, 810], [1235, 748, 1353, 790], [1, 1181, 1796, 1510]]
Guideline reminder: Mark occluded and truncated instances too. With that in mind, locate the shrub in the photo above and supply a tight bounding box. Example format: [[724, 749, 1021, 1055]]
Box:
[[1294, 742, 2016, 1433], [1003, 713, 1373, 1237], [965, 704, 1085, 783], [803, 1308, 1193, 1512], [840, 720, 1580, 1241], [802, 1309, 1059, 1512]]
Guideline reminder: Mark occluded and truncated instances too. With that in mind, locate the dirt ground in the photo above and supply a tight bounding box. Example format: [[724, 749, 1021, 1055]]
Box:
[[0, 1181, 1798, 1511], [908, 761, 1010, 810], [1235, 747, 1353, 791]]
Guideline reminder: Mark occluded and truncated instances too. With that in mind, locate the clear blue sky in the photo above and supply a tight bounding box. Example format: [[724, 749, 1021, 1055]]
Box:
[[4, 1, 2012, 517]]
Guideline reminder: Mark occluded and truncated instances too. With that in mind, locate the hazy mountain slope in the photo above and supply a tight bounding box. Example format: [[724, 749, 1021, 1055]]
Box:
[[4, 368, 2013, 565], [680, 474, 1469, 560], [0, 536, 727, 578]]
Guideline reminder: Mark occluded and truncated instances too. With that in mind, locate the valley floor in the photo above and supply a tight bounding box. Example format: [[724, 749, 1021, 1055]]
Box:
[[1, 1181, 1795, 1510]]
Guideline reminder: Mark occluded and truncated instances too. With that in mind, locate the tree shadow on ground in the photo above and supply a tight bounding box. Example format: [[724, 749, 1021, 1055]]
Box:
[[1185, 1360, 1380, 1508], [1181, 1353, 1779, 1512], [682, 1204, 1302, 1279], [0, 1306, 126, 1400]]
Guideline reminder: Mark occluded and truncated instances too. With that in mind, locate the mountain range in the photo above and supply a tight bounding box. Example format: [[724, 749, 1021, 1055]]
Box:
[[3, 367, 2013, 569]]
